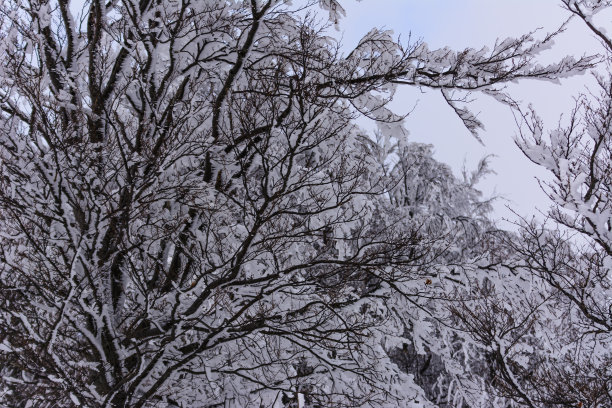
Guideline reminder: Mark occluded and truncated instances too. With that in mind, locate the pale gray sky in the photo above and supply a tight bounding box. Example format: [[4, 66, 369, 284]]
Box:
[[339, 0, 604, 226]]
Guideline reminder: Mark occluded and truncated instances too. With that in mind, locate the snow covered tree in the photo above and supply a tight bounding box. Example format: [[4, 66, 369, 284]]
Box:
[[0, 0, 593, 406], [440, 2, 612, 407]]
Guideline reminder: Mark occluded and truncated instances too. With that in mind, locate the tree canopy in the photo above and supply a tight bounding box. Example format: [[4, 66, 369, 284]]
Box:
[[0, 0, 610, 407]]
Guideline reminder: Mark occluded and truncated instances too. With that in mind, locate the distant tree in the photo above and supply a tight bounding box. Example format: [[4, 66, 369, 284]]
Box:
[[378, 141, 502, 408], [0, 0, 592, 406]]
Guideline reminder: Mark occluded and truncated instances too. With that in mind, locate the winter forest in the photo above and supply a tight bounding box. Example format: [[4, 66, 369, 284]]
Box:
[[1, 0, 612, 406]]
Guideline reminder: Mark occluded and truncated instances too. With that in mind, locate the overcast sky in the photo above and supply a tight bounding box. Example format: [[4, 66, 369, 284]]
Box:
[[337, 0, 604, 227]]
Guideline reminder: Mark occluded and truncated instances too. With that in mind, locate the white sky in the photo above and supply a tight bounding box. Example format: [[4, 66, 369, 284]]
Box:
[[338, 0, 605, 227]]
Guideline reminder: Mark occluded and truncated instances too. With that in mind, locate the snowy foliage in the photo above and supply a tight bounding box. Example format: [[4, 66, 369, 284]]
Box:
[[447, 1, 612, 406], [0, 0, 602, 407]]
